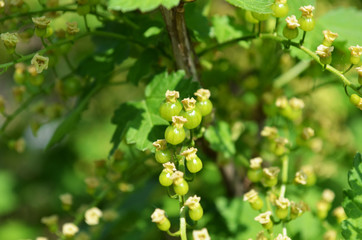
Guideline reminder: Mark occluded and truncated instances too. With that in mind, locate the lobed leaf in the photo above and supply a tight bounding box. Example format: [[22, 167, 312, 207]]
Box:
[[224, 0, 274, 14], [204, 121, 236, 158], [108, 0, 180, 13]]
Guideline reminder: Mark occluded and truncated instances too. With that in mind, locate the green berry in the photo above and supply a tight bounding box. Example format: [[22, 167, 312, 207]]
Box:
[[189, 206, 203, 221], [247, 169, 263, 183], [165, 125, 186, 145], [35, 28, 46, 38], [250, 197, 263, 210], [157, 218, 171, 231], [14, 72, 26, 84], [173, 179, 189, 195], [180, 108, 202, 129], [60, 77, 81, 97], [283, 27, 299, 40], [159, 170, 173, 187], [298, 17, 315, 31], [276, 208, 289, 219], [245, 11, 259, 24], [350, 94, 360, 106], [186, 156, 203, 173], [159, 101, 182, 121], [320, 56, 332, 65], [29, 75, 44, 86], [263, 177, 278, 188], [196, 99, 213, 116], [251, 12, 270, 21], [272, 3, 289, 18], [155, 149, 172, 164], [350, 55, 360, 65]]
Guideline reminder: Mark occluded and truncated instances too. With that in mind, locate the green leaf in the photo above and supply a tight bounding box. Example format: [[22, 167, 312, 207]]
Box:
[[144, 27, 162, 38], [111, 70, 200, 152], [127, 49, 158, 85], [46, 85, 101, 149], [342, 153, 362, 240], [204, 120, 236, 158], [211, 15, 250, 44], [224, 0, 273, 14], [108, 0, 180, 13]]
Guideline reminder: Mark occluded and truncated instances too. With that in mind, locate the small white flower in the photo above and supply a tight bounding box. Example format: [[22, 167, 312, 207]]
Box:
[[59, 193, 73, 206], [165, 90, 180, 102], [62, 223, 79, 237], [192, 228, 211, 240], [316, 44, 334, 58], [85, 207, 103, 225], [285, 15, 300, 29], [31, 53, 49, 73]]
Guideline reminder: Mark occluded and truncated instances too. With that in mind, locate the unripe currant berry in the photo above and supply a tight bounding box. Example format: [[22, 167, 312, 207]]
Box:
[[44, 26, 54, 38], [35, 28, 47, 37], [262, 167, 280, 188], [276, 208, 288, 219], [275, 197, 290, 219], [350, 94, 361, 107], [356, 67, 362, 85], [180, 98, 202, 129], [159, 90, 182, 121], [348, 46, 362, 65], [159, 170, 173, 187], [247, 169, 263, 182], [172, 171, 189, 196], [59, 77, 82, 97], [185, 195, 203, 221], [245, 11, 259, 24], [251, 12, 270, 21], [243, 189, 264, 210], [153, 139, 172, 164], [182, 147, 203, 173], [272, 3, 289, 18], [254, 211, 273, 229], [165, 116, 187, 145], [194, 89, 213, 116], [298, 17, 315, 31], [283, 27, 298, 40], [189, 206, 203, 221], [151, 208, 171, 231]]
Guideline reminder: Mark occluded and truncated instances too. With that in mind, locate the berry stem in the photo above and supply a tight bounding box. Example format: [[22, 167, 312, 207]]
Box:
[[274, 18, 279, 33], [280, 156, 288, 198], [83, 15, 90, 32], [300, 31, 307, 45], [179, 195, 187, 240], [167, 230, 181, 236], [258, 21, 262, 36]]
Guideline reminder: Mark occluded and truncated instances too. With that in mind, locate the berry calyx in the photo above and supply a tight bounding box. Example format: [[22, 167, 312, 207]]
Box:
[[159, 90, 182, 121], [247, 157, 263, 182], [195, 89, 213, 116], [159, 162, 176, 187], [180, 98, 202, 129], [165, 116, 187, 145], [348, 45, 362, 65], [151, 209, 171, 231], [262, 167, 280, 187], [275, 197, 290, 219], [254, 211, 273, 229], [172, 171, 189, 195], [181, 147, 203, 173]]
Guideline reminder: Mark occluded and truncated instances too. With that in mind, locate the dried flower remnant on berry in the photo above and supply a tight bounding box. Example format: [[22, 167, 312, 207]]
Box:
[[285, 15, 299, 29], [181, 97, 197, 111], [250, 157, 263, 169], [181, 147, 198, 160], [302, 127, 315, 140], [171, 171, 184, 185], [275, 197, 290, 209], [299, 5, 315, 18], [62, 223, 79, 237], [275, 96, 288, 108], [85, 177, 100, 189], [163, 162, 176, 172], [85, 207, 103, 225], [32, 16, 51, 29], [316, 45, 334, 58], [349, 45, 362, 57], [193, 228, 211, 240], [333, 206, 347, 223], [172, 116, 187, 128], [59, 193, 73, 205], [31, 53, 49, 73], [261, 126, 278, 139], [289, 97, 305, 110], [1, 32, 19, 49], [322, 189, 335, 203], [66, 22, 80, 35], [194, 88, 211, 101], [165, 90, 180, 102], [185, 195, 201, 210], [323, 30, 338, 45], [255, 211, 272, 224], [274, 234, 291, 240], [294, 171, 307, 185], [243, 189, 259, 202], [41, 215, 58, 226], [36, 237, 48, 240], [151, 208, 166, 223], [264, 167, 280, 178], [153, 139, 167, 150]]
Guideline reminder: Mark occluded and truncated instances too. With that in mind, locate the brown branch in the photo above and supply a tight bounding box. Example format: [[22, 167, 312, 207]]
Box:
[[160, 4, 200, 82]]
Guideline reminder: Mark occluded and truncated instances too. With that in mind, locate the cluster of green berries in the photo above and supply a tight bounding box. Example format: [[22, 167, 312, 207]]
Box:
[[151, 89, 213, 232], [282, 5, 315, 40], [275, 96, 304, 121], [160, 89, 213, 145]]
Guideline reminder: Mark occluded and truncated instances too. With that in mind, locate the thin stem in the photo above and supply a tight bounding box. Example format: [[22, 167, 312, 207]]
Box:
[[274, 18, 279, 33], [179, 195, 187, 240], [300, 31, 307, 45], [167, 230, 181, 237], [258, 21, 262, 36], [83, 15, 90, 32], [41, 37, 48, 47], [343, 64, 354, 74], [280, 155, 288, 198]]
